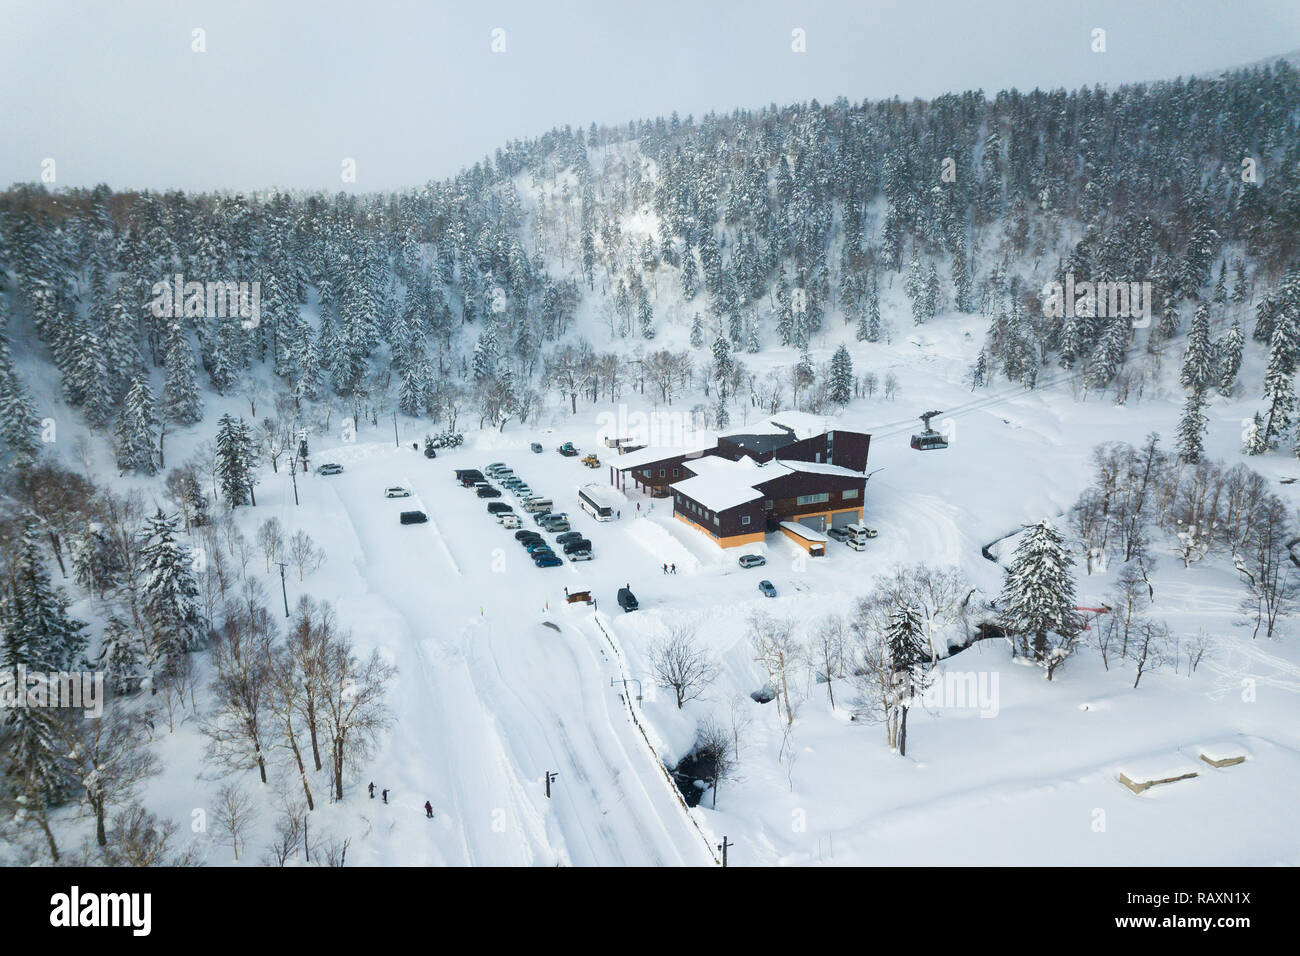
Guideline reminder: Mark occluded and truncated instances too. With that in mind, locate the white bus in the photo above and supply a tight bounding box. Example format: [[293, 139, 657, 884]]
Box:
[[578, 483, 618, 521]]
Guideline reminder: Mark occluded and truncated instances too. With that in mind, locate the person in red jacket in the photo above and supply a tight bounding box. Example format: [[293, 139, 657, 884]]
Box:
[[424, 801, 434, 818]]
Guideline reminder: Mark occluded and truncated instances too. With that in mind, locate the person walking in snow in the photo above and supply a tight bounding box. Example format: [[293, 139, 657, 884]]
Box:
[[662, 563, 668, 574], [382, 789, 389, 804], [368, 781, 375, 799], [670, 563, 676, 574], [424, 801, 434, 819]]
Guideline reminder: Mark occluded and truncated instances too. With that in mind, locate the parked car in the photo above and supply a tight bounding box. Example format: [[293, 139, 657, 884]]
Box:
[[455, 469, 484, 482], [826, 527, 849, 542], [385, 486, 411, 498], [500, 514, 521, 529], [525, 541, 554, 555], [568, 550, 593, 562], [486, 462, 508, 474], [540, 520, 571, 533], [738, 554, 767, 568], [562, 538, 592, 555], [317, 463, 344, 476], [555, 531, 584, 545], [530, 442, 544, 454], [476, 486, 502, 499], [515, 530, 543, 541], [534, 554, 564, 568], [845, 538, 867, 551], [487, 502, 512, 514], [617, 587, 639, 612], [399, 511, 428, 525], [511, 485, 533, 499], [557, 442, 578, 456], [759, 580, 777, 597]]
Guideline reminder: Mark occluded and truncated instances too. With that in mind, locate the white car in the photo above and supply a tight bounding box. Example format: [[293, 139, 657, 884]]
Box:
[[385, 486, 411, 498]]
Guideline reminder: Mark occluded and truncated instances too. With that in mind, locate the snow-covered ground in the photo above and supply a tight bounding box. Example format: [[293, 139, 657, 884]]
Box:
[[129, 366, 1300, 865]]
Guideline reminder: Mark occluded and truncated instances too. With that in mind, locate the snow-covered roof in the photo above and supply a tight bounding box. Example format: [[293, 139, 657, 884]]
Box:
[[720, 411, 828, 442], [780, 521, 828, 542], [770, 458, 866, 479], [613, 435, 718, 470], [673, 456, 766, 512]]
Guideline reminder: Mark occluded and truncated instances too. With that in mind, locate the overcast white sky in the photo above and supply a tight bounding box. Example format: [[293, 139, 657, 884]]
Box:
[[2, 0, 1297, 193]]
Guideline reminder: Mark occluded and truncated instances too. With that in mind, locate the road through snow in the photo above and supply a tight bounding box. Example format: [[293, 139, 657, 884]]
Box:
[[324, 447, 713, 866]]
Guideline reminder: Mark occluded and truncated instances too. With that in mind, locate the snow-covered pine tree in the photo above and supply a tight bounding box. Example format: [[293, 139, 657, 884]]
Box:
[[638, 292, 655, 340], [1179, 304, 1214, 392], [999, 519, 1081, 676], [1217, 317, 1244, 393], [829, 344, 854, 405], [689, 313, 704, 349], [138, 508, 205, 686], [1157, 299, 1180, 342], [0, 334, 41, 466], [7, 518, 87, 671], [885, 602, 930, 757], [161, 320, 202, 424], [114, 375, 158, 475], [215, 413, 254, 505], [1176, 387, 1208, 463], [71, 523, 122, 598], [1259, 316, 1299, 449]]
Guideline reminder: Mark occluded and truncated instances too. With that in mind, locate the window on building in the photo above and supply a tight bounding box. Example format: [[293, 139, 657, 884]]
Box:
[[672, 468, 679, 477], [643, 469, 651, 478], [713, 516, 720, 527], [658, 469, 666, 478], [796, 493, 830, 506], [842, 489, 859, 500], [764, 500, 774, 510], [741, 515, 751, 526]]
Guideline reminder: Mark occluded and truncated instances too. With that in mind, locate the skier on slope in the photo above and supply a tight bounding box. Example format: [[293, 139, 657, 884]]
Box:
[[424, 801, 434, 818], [368, 782, 375, 799]]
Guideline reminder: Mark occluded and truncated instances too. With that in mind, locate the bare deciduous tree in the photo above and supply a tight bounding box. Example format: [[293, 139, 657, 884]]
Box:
[[212, 783, 259, 862], [203, 603, 275, 784], [648, 626, 717, 709], [749, 611, 803, 726]]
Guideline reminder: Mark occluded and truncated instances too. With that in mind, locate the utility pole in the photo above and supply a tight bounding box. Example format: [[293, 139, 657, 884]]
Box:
[[289, 457, 300, 506], [275, 561, 290, 617], [393, 411, 399, 448], [544, 771, 558, 798], [717, 836, 732, 868]]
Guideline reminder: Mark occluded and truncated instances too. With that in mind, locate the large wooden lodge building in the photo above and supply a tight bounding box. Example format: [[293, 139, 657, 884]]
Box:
[[608, 413, 872, 549]]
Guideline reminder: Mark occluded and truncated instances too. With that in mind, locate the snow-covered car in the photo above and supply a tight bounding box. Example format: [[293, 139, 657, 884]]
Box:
[[738, 554, 766, 568], [500, 514, 521, 529], [530, 443, 544, 453], [384, 486, 411, 498], [568, 549, 593, 561], [317, 463, 344, 476], [759, 580, 777, 597]]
